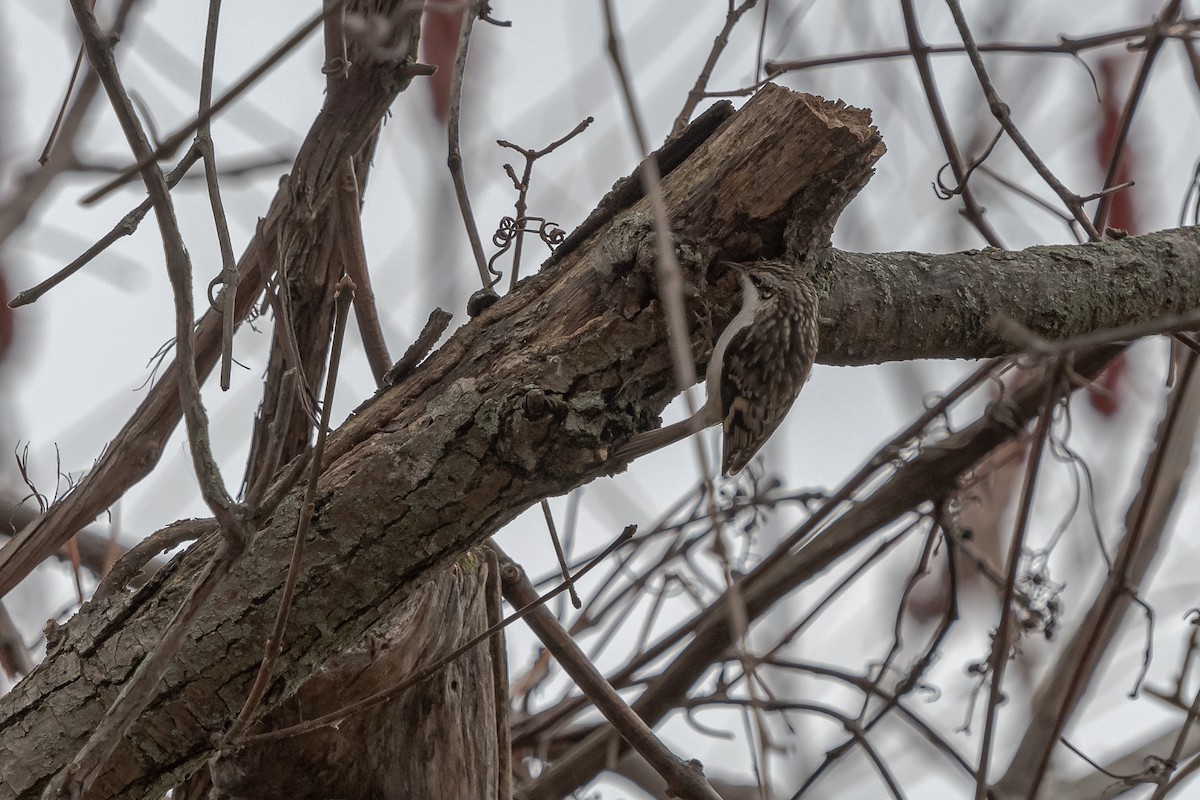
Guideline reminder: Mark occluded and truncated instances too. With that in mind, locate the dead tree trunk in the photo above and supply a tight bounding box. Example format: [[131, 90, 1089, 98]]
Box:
[[4, 80, 1200, 799], [0, 84, 884, 800]]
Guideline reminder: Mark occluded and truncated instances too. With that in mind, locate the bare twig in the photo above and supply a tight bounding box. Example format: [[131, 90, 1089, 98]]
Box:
[[227, 276, 355, 740], [990, 307, 1200, 355], [497, 116, 593, 291], [39, 45, 87, 166], [1093, 0, 1185, 231], [944, 0, 1102, 240], [898, 0, 1004, 247], [973, 360, 1062, 800], [446, 0, 493, 289], [764, 18, 1200, 76], [194, 0, 242, 391], [9, 147, 202, 308], [491, 542, 724, 800], [601, 0, 714, 485], [540, 500, 580, 608], [672, 0, 759, 136], [338, 161, 392, 385], [239, 526, 638, 744]]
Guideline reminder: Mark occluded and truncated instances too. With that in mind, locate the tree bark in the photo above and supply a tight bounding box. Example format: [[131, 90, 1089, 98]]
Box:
[[824, 232, 1200, 364], [1, 83, 885, 800], [210, 549, 500, 800], [3, 80, 1200, 800], [0, 0, 423, 601]]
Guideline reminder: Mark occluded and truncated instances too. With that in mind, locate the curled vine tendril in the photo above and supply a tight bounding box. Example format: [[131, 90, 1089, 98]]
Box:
[[486, 216, 566, 285]]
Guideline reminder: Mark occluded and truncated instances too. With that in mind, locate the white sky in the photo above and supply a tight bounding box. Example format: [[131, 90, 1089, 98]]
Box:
[[3, 1, 1200, 797]]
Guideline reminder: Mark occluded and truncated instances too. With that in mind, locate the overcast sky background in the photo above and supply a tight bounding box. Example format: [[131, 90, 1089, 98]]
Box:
[[2, 1, 1200, 797]]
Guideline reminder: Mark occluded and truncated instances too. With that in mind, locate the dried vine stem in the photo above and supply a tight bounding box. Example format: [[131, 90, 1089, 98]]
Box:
[[491, 542, 723, 800], [497, 116, 592, 291], [195, 0, 242, 390], [42, 3, 254, 794], [446, 0, 493, 289], [238, 526, 637, 744], [228, 276, 355, 741], [898, 0, 1003, 247]]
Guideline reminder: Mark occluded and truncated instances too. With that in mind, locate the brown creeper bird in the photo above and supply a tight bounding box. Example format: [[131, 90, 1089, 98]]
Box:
[[615, 260, 820, 475]]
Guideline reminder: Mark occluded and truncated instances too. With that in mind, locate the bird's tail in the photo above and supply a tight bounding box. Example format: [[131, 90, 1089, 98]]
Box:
[[612, 408, 718, 464]]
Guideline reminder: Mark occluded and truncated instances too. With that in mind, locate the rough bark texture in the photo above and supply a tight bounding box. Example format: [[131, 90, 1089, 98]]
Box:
[[6, 74, 1200, 799], [210, 550, 498, 800], [519, 345, 1124, 800], [0, 86, 883, 800], [0, 0, 421, 600], [823, 231, 1200, 364]]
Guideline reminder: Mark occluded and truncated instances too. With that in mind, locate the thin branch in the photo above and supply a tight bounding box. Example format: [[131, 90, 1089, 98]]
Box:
[[238, 526, 638, 744], [672, 0, 758, 136], [764, 19, 1200, 76], [601, 0, 714, 486], [338, 160, 393, 385], [990, 307, 1200, 355], [8, 147, 202, 308], [974, 360, 1062, 800], [195, 0, 242, 391], [898, 0, 1004, 247], [540, 500, 580, 608], [227, 276, 355, 740], [497, 116, 593, 291], [491, 543, 723, 800], [1093, 0, 1185, 231], [39, 45, 87, 165], [943, 0, 1102, 240], [446, 0, 493, 289]]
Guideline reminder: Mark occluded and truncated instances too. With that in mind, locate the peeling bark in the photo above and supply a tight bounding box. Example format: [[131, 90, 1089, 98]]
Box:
[[1, 84, 885, 800], [4, 78, 1200, 800], [210, 551, 498, 800]]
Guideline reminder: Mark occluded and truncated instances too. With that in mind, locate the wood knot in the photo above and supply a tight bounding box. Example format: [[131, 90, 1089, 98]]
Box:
[[467, 287, 500, 317]]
